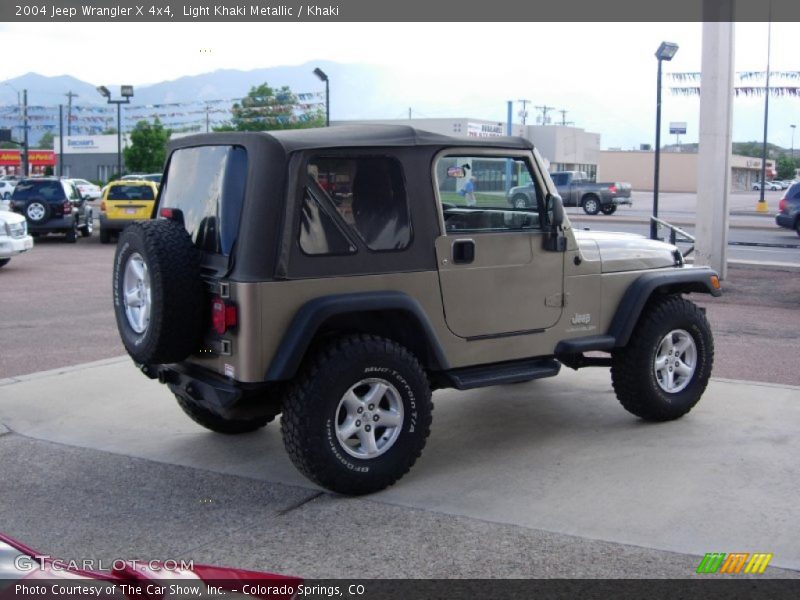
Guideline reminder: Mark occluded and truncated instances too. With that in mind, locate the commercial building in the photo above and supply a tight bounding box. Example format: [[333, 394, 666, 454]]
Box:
[[0, 149, 56, 176], [597, 150, 777, 192], [53, 135, 128, 182], [335, 118, 600, 179]]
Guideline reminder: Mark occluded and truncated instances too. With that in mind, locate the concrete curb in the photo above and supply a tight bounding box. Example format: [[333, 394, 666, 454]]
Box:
[[0, 355, 129, 387], [727, 259, 800, 271], [567, 214, 778, 231]]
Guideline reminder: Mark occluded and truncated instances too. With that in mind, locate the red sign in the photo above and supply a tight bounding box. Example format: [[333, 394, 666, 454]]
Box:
[[28, 150, 55, 166], [0, 149, 20, 166]]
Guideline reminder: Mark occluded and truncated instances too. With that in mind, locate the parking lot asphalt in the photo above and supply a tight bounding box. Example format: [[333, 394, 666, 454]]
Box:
[[1, 360, 799, 576]]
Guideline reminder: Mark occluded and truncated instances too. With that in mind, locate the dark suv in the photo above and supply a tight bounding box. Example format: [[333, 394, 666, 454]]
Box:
[[10, 178, 94, 242], [776, 182, 800, 236]]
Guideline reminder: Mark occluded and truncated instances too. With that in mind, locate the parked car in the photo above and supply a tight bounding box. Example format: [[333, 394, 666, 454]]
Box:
[[752, 180, 781, 191], [70, 177, 102, 200], [111, 126, 720, 496], [121, 173, 162, 185], [8, 177, 94, 242], [508, 170, 632, 215], [99, 179, 159, 243], [775, 181, 800, 236], [0, 179, 16, 201], [0, 209, 33, 267]]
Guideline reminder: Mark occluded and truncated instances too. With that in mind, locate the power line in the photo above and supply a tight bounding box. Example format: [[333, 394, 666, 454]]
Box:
[[535, 104, 555, 125]]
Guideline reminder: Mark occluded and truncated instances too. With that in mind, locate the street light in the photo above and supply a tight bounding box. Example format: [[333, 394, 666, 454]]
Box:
[[97, 84, 134, 178], [313, 67, 329, 127], [651, 41, 679, 240], [791, 124, 796, 162]]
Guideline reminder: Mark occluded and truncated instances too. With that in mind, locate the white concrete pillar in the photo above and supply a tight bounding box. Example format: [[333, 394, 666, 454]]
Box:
[[695, 21, 735, 279]]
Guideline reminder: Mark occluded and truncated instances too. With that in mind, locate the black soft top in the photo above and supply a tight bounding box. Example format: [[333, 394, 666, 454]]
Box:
[[168, 124, 533, 154]]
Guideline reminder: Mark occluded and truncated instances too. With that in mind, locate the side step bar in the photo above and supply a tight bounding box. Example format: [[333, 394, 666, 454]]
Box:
[[443, 358, 561, 391]]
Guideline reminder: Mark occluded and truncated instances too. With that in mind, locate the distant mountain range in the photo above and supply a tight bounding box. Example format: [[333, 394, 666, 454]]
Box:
[[0, 61, 403, 145]]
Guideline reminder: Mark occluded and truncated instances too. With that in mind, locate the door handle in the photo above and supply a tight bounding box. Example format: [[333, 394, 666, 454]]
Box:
[[452, 239, 475, 264]]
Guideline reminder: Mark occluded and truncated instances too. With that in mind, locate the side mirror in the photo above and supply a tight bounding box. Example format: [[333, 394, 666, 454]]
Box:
[[548, 193, 564, 228], [544, 193, 567, 252]]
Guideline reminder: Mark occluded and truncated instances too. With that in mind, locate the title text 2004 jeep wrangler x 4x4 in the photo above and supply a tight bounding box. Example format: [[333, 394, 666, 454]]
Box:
[[113, 126, 720, 495]]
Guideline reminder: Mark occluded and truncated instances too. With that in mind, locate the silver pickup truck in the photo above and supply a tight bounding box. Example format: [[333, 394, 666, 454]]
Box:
[[509, 170, 632, 215]]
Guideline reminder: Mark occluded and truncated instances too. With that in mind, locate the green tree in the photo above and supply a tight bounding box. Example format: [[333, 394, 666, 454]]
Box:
[[214, 82, 324, 132], [123, 118, 170, 173], [37, 131, 54, 149], [776, 155, 796, 180]]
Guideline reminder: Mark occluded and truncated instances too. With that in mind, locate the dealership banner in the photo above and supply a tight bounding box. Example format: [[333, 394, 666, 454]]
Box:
[[2, 0, 800, 22]]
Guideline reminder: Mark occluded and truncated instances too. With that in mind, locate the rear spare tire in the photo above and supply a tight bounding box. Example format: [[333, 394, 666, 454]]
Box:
[[113, 219, 204, 364]]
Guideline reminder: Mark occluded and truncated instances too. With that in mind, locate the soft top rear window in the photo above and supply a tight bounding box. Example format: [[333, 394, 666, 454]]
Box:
[[159, 145, 247, 257]]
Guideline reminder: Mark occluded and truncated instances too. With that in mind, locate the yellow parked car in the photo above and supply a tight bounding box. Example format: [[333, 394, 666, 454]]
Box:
[[99, 180, 159, 244]]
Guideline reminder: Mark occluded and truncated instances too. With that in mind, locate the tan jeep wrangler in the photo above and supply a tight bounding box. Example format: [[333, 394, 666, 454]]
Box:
[[112, 125, 720, 495]]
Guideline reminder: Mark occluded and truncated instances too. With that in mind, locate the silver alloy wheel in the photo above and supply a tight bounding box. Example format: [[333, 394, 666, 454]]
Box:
[[654, 329, 697, 394], [513, 196, 527, 209], [122, 252, 152, 334], [584, 198, 598, 214], [85, 215, 93, 233], [27, 202, 46, 221], [335, 378, 404, 459]]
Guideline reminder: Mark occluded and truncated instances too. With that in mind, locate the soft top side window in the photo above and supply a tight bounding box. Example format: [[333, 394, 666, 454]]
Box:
[[306, 156, 411, 252]]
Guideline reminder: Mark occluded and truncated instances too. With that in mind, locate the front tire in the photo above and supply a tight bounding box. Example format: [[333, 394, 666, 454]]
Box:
[[65, 219, 78, 243], [0, 258, 10, 268], [512, 194, 530, 209], [80, 212, 93, 237], [611, 295, 714, 422], [582, 195, 600, 215], [281, 334, 433, 495]]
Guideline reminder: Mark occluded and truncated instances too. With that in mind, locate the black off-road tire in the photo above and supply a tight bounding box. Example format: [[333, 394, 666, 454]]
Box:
[[281, 334, 433, 495], [601, 204, 617, 215], [0, 258, 10, 268], [100, 228, 112, 244], [795, 219, 800, 238], [611, 295, 714, 422], [175, 392, 279, 435], [582, 195, 600, 215], [113, 219, 204, 364]]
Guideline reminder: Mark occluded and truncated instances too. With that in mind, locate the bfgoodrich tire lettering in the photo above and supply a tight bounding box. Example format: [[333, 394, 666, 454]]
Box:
[[281, 334, 433, 495], [611, 295, 714, 421], [113, 220, 204, 364]]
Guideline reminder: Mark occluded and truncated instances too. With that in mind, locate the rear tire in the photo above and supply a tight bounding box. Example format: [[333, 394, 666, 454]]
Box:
[[0, 258, 10, 268], [100, 228, 112, 244], [512, 194, 530, 208], [175, 392, 279, 435], [582, 195, 600, 215], [281, 334, 433, 495], [611, 295, 713, 422], [113, 220, 204, 364]]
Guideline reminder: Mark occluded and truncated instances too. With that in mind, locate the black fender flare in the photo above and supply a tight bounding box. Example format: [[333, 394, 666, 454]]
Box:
[[608, 267, 721, 346], [265, 291, 449, 381]]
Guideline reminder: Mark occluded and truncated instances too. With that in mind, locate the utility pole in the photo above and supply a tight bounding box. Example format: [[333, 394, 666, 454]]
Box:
[[517, 99, 531, 135], [535, 104, 555, 126], [59, 104, 64, 177], [22, 89, 29, 176], [65, 91, 78, 136], [205, 103, 210, 132], [408, 107, 412, 119], [757, 20, 771, 213], [558, 109, 574, 126]]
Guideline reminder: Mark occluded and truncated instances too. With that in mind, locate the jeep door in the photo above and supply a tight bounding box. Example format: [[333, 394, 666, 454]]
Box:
[[433, 152, 565, 339]]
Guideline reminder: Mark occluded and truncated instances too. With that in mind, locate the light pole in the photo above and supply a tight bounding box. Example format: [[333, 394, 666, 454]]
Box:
[[791, 124, 796, 163], [313, 68, 329, 127], [97, 84, 134, 177], [651, 41, 679, 240]]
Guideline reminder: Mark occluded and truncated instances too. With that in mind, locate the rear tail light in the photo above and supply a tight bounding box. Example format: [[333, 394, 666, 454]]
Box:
[[778, 198, 787, 212], [62, 200, 72, 215], [608, 185, 618, 194], [100, 201, 107, 212], [211, 297, 237, 335]]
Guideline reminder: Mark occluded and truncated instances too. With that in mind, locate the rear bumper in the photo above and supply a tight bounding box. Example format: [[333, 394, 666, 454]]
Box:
[[775, 213, 795, 229], [140, 362, 277, 420], [99, 214, 137, 231], [611, 196, 632, 206], [0, 234, 33, 259], [27, 214, 76, 233]]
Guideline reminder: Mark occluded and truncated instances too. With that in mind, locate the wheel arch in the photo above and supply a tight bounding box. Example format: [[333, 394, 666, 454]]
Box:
[[608, 268, 721, 347], [265, 291, 450, 381]]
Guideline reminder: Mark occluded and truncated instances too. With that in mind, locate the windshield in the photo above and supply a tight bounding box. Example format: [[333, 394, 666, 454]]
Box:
[[159, 145, 247, 256], [108, 184, 155, 200]]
